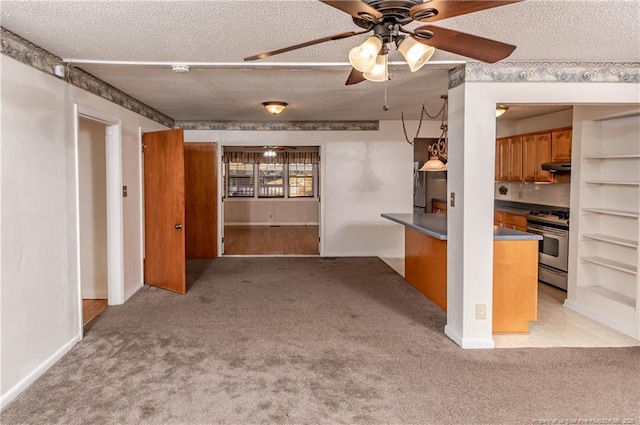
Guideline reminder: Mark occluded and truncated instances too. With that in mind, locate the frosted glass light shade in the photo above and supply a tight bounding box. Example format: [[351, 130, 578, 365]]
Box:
[[363, 54, 388, 82], [262, 101, 287, 115], [349, 36, 383, 72], [420, 158, 447, 171], [397, 37, 435, 72]]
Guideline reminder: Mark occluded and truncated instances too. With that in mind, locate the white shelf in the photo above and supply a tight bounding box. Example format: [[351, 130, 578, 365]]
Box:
[[583, 180, 640, 186], [583, 154, 640, 160], [580, 256, 637, 275], [582, 286, 636, 309], [582, 233, 638, 248], [581, 207, 639, 218]]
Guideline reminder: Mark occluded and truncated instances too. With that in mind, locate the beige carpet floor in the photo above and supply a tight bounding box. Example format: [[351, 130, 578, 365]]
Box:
[[2, 257, 639, 424]]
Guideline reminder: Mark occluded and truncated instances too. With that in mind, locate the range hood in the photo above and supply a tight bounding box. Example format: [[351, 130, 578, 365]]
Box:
[[541, 162, 571, 172]]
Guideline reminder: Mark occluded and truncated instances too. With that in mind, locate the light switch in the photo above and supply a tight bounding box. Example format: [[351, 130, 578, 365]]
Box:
[[450, 192, 455, 207], [123, 186, 128, 197]]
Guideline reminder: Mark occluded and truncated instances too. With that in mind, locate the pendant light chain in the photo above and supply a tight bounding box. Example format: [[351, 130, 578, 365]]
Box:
[[402, 96, 448, 145]]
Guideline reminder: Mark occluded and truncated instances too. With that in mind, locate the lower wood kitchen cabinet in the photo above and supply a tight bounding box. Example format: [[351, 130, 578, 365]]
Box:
[[495, 211, 527, 232]]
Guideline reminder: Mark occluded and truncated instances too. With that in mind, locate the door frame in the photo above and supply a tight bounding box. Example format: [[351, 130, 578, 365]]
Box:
[[217, 143, 325, 256], [74, 104, 125, 332]]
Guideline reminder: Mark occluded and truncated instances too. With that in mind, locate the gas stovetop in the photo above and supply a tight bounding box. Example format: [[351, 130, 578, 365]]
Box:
[[526, 210, 570, 227]]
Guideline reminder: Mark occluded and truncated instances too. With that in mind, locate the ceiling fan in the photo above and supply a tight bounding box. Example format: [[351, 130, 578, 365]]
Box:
[[244, 0, 522, 85]]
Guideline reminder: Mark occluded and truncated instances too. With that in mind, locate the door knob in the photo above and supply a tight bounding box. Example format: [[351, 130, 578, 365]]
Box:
[[175, 224, 183, 229]]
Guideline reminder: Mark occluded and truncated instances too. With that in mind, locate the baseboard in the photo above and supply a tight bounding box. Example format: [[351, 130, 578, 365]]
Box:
[[564, 299, 639, 340], [123, 282, 143, 303], [224, 222, 319, 226], [444, 324, 463, 347], [0, 333, 82, 410], [444, 325, 495, 349]]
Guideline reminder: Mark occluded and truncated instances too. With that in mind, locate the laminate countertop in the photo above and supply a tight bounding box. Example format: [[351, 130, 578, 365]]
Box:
[[381, 213, 542, 241]]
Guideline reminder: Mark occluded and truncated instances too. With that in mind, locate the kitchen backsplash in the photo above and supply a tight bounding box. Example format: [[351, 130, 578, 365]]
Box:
[[494, 182, 571, 208]]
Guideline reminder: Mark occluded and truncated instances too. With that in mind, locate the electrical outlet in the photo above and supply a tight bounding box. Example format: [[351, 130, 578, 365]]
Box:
[[475, 304, 487, 320]]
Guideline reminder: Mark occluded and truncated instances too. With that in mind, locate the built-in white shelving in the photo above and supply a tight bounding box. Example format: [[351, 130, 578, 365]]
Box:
[[583, 180, 640, 186], [580, 256, 637, 275], [580, 207, 639, 218], [581, 233, 638, 248], [570, 108, 640, 339], [584, 154, 640, 160], [582, 286, 636, 309]]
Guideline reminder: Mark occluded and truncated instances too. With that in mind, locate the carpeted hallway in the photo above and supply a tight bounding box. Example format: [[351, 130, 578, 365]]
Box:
[[2, 257, 639, 424]]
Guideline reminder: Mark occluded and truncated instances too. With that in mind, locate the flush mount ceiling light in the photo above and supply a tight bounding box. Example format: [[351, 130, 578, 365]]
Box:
[[262, 101, 288, 115], [496, 105, 509, 117], [244, 0, 520, 86]]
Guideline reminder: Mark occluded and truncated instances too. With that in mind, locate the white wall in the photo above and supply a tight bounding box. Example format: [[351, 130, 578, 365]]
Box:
[[446, 81, 640, 348], [497, 109, 573, 137], [185, 120, 441, 258], [78, 118, 108, 299], [224, 198, 319, 225], [0, 56, 167, 407]]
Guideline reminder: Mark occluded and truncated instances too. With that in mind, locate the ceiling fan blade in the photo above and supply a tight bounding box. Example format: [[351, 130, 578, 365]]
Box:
[[320, 0, 383, 22], [414, 25, 516, 63], [244, 31, 364, 61], [410, 0, 523, 23], [345, 68, 366, 85]]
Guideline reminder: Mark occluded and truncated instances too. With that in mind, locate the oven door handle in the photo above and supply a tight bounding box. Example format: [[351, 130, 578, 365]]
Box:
[[526, 225, 568, 237]]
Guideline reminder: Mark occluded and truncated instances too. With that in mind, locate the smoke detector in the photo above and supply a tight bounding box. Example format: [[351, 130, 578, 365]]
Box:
[[171, 64, 190, 74]]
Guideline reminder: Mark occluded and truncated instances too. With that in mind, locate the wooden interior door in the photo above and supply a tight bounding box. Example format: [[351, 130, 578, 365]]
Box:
[[184, 143, 218, 258], [143, 129, 186, 294]]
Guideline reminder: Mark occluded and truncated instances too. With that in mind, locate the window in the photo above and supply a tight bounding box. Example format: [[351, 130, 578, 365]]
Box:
[[227, 162, 254, 197], [288, 163, 314, 197], [258, 163, 284, 197]]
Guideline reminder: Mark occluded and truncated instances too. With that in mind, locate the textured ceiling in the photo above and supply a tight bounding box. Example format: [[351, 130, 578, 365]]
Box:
[[2, 0, 639, 122]]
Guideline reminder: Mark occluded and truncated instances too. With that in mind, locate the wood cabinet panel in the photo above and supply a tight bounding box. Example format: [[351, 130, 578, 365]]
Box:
[[509, 136, 523, 181], [536, 133, 552, 182], [432, 199, 448, 214], [405, 227, 447, 311], [551, 129, 572, 162], [503, 213, 527, 232], [494, 211, 504, 226], [523, 133, 552, 183], [497, 138, 510, 181]]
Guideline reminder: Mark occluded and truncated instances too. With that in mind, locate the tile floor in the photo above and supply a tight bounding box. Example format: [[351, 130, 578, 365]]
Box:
[[380, 257, 640, 348]]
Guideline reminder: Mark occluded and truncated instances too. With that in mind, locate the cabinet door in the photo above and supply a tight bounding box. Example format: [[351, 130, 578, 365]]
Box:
[[432, 200, 447, 214], [504, 213, 527, 232], [497, 138, 510, 181], [494, 211, 504, 227], [495, 139, 500, 181], [523, 135, 537, 182], [551, 129, 572, 162], [535, 133, 552, 182], [509, 136, 523, 181]]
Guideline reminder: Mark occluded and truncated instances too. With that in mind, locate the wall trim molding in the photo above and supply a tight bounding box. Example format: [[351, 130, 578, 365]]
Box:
[[176, 120, 380, 131], [0, 27, 174, 128], [449, 62, 640, 86]]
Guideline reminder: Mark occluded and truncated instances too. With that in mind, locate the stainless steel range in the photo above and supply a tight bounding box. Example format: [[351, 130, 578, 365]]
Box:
[[525, 210, 570, 290]]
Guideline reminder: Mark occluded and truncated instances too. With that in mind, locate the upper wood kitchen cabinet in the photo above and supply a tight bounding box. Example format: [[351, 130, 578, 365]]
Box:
[[551, 128, 572, 162], [496, 137, 522, 181], [523, 133, 552, 183]]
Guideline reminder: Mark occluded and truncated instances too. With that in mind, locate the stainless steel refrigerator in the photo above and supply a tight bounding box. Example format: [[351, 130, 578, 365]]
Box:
[[413, 162, 447, 212]]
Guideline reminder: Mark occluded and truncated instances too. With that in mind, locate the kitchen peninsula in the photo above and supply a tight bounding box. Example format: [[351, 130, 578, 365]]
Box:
[[382, 213, 542, 333]]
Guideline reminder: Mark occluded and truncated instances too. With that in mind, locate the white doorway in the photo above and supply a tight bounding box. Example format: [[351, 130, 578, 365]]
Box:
[[74, 105, 125, 332]]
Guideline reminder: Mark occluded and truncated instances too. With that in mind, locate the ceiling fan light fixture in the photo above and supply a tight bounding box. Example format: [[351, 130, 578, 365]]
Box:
[[348, 36, 383, 72], [397, 37, 435, 72], [262, 101, 288, 115], [363, 54, 388, 82], [496, 105, 509, 117]]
